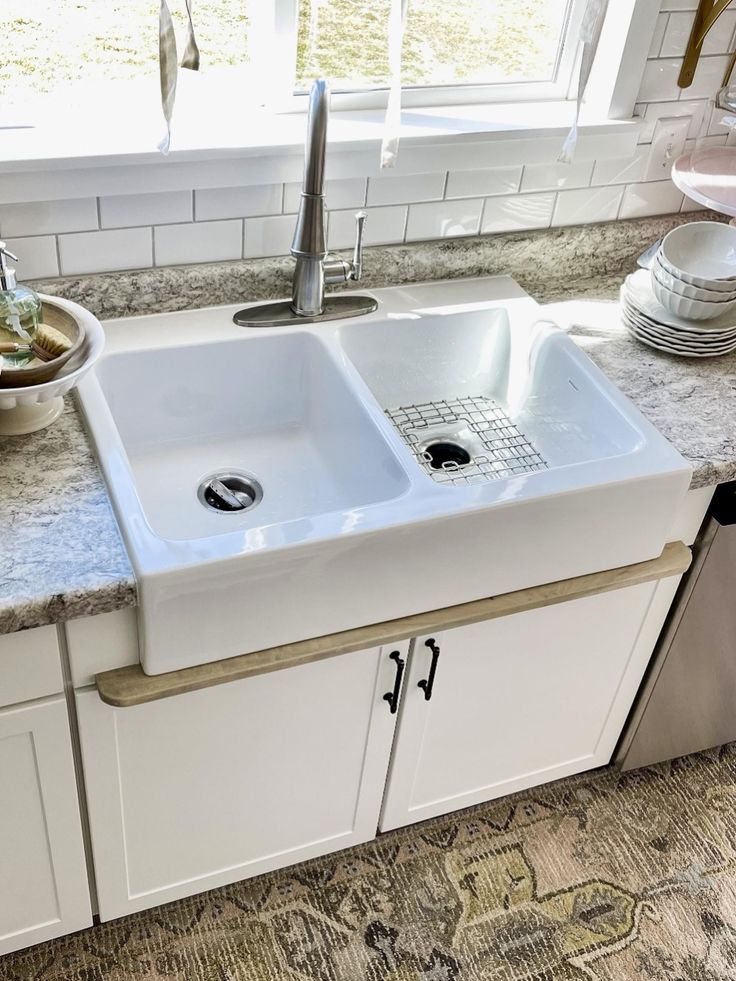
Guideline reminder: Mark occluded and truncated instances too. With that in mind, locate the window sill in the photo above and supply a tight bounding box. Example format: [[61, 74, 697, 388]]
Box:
[[0, 99, 640, 204]]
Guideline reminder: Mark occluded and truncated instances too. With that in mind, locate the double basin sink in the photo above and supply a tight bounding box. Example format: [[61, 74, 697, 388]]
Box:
[[78, 277, 691, 675]]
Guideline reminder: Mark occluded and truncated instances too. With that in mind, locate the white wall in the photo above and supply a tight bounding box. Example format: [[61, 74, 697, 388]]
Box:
[[2, 0, 733, 281]]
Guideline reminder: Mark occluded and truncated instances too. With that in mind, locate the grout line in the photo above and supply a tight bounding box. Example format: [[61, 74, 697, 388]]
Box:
[[654, 13, 668, 59], [95, 197, 102, 230], [441, 171, 449, 200], [241, 218, 246, 259], [189, 189, 194, 222], [401, 205, 409, 243], [150, 226, 156, 267], [54, 234, 63, 277], [280, 183, 285, 215]]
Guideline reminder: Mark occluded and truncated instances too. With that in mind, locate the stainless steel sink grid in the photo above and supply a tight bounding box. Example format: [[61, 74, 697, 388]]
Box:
[[385, 396, 548, 486]]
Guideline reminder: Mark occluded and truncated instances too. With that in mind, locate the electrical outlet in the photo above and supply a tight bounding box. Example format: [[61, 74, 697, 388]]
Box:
[[645, 117, 691, 182]]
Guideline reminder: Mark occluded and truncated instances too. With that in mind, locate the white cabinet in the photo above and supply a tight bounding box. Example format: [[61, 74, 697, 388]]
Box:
[[380, 579, 680, 831], [76, 642, 408, 920], [0, 697, 92, 955]]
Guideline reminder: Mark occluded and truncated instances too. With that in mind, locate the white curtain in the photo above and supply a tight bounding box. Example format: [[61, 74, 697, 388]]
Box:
[[559, 0, 609, 164], [380, 0, 409, 168], [158, 0, 200, 154]]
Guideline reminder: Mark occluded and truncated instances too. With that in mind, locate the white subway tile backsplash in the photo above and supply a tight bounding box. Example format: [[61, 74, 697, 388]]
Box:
[[659, 12, 693, 57], [637, 59, 682, 102], [521, 160, 593, 192], [329, 206, 407, 249], [4, 236, 59, 279], [406, 199, 482, 240], [283, 178, 366, 213], [681, 194, 703, 212], [648, 13, 668, 58], [661, 10, 736, 57], [154, 220, 242, 266], [553, 186, 624, 227], [195, 184, 282, 221], [619, 181, 684, 219], [367, 172, 445, 206], [59, 227, 152, 275], [445, 167, 522, 198], [0, 199, 97, 237], [244, 214, 296, 258], [660, 1, 698, 10], [689, 56, 732, 99], [480, 193, 555, 234], [100, 190, 192, 229], [591, 146, 649, 186]]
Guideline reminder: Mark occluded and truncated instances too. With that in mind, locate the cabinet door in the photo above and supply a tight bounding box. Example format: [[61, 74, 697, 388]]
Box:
[[77, 642, 407, 920], [0, 698, 92, 955], [380, 582, 664, 832]]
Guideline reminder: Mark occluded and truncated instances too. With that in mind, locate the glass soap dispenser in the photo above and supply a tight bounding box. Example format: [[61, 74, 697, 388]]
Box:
[[0, 242, 41, 367]]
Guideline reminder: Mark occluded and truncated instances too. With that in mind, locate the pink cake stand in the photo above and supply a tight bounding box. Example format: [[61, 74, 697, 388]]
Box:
[[672, 145, 736, 220]]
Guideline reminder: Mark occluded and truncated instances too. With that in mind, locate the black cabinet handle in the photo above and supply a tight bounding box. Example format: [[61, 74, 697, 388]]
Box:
[[418, 638, 440, 701], [383, 650, 405, 714]]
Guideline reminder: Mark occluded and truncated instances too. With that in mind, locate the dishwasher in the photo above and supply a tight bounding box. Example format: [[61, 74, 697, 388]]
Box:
[[616, 481, 736, 771]]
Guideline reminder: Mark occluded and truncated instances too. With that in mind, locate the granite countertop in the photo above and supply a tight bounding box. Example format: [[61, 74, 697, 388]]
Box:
[[0, 400, 136, 634], [2, 213, 734, 637]]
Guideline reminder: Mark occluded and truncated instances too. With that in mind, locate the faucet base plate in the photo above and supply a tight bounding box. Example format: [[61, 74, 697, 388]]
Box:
[[233, 294, 377, 328]]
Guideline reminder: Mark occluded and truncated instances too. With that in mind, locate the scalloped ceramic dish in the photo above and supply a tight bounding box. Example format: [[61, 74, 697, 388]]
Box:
[[0, 294, 105, 435]]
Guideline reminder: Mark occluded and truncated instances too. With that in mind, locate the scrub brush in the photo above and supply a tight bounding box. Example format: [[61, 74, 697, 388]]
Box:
[[0, 324, 73, 363]]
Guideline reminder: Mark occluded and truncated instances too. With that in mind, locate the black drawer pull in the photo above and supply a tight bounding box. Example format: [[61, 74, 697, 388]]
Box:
[[383, 650, 405, 714], [418, 638, 440, 701]]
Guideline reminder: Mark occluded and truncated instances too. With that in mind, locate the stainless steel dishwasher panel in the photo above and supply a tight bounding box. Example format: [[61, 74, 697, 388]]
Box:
[[617, 483, 736, 771]]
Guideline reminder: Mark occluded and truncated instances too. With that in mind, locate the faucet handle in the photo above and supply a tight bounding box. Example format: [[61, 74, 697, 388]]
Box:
[[351, 211, 367, 281]]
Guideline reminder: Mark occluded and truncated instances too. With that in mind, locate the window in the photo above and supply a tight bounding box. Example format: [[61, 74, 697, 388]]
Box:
[[1, 0, 654, 170], [295, 0, 584, 103], [6, 0, 586, 121]]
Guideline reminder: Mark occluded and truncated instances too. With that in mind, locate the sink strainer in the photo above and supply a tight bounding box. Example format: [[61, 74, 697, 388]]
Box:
[[422, 441, 472, 470], [198, 471, 263, 513]]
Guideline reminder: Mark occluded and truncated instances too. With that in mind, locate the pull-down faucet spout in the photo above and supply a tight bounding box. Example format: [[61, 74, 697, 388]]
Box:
[[232, 78, 376, 329]]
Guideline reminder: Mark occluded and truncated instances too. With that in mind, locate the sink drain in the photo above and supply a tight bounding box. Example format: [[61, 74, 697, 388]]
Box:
[[198, 471, 263, 513], [422, 441, 472, 471]]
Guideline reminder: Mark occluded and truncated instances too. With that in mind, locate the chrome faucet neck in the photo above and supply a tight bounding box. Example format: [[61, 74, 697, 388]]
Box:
[[232, 79, 377, 329], [289, 79, 366, 318]]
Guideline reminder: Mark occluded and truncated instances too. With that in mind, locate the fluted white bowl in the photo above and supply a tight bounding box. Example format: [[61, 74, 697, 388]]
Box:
[[650, 270, 736, 321], [659, 221, 736, 290], [653, 254, 736, 301]]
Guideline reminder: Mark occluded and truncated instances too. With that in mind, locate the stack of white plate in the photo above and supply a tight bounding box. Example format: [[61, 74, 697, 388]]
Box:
[[621, 269, 736, 358]]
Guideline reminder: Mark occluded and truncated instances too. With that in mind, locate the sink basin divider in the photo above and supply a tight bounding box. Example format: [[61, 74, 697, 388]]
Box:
[[96, 542, 691, 708]]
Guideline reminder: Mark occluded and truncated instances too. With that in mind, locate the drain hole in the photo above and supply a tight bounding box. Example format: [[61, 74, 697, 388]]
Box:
[[422, 441, 472, 471], [198, 472, 263, 513]]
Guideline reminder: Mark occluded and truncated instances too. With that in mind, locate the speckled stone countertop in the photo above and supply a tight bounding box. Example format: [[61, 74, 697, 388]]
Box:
[[2, 211, 733, 636], [0, 401, 136, 634]]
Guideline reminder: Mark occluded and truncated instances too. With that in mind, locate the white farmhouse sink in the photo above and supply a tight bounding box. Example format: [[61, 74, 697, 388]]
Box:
[[78, 277, 691, 675]]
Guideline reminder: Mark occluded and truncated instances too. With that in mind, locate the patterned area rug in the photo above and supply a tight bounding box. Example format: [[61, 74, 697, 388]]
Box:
[[5, 745, 736, 981]]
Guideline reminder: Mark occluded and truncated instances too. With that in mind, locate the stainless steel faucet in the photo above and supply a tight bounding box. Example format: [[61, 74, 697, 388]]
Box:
[[233, 79, 377, 329], [290, 79, 367, 317]]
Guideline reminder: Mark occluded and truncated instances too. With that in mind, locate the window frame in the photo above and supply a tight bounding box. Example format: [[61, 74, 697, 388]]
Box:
[[280, 0, 589, 109], [0, 0, 659, 193]]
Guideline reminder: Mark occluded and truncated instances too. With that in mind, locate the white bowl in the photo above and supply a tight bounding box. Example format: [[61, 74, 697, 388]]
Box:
[[659, 221, 736, 289], [653, 254, 736, 301], [0, 294, 105, 433], [650, 270, 736, 321]]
